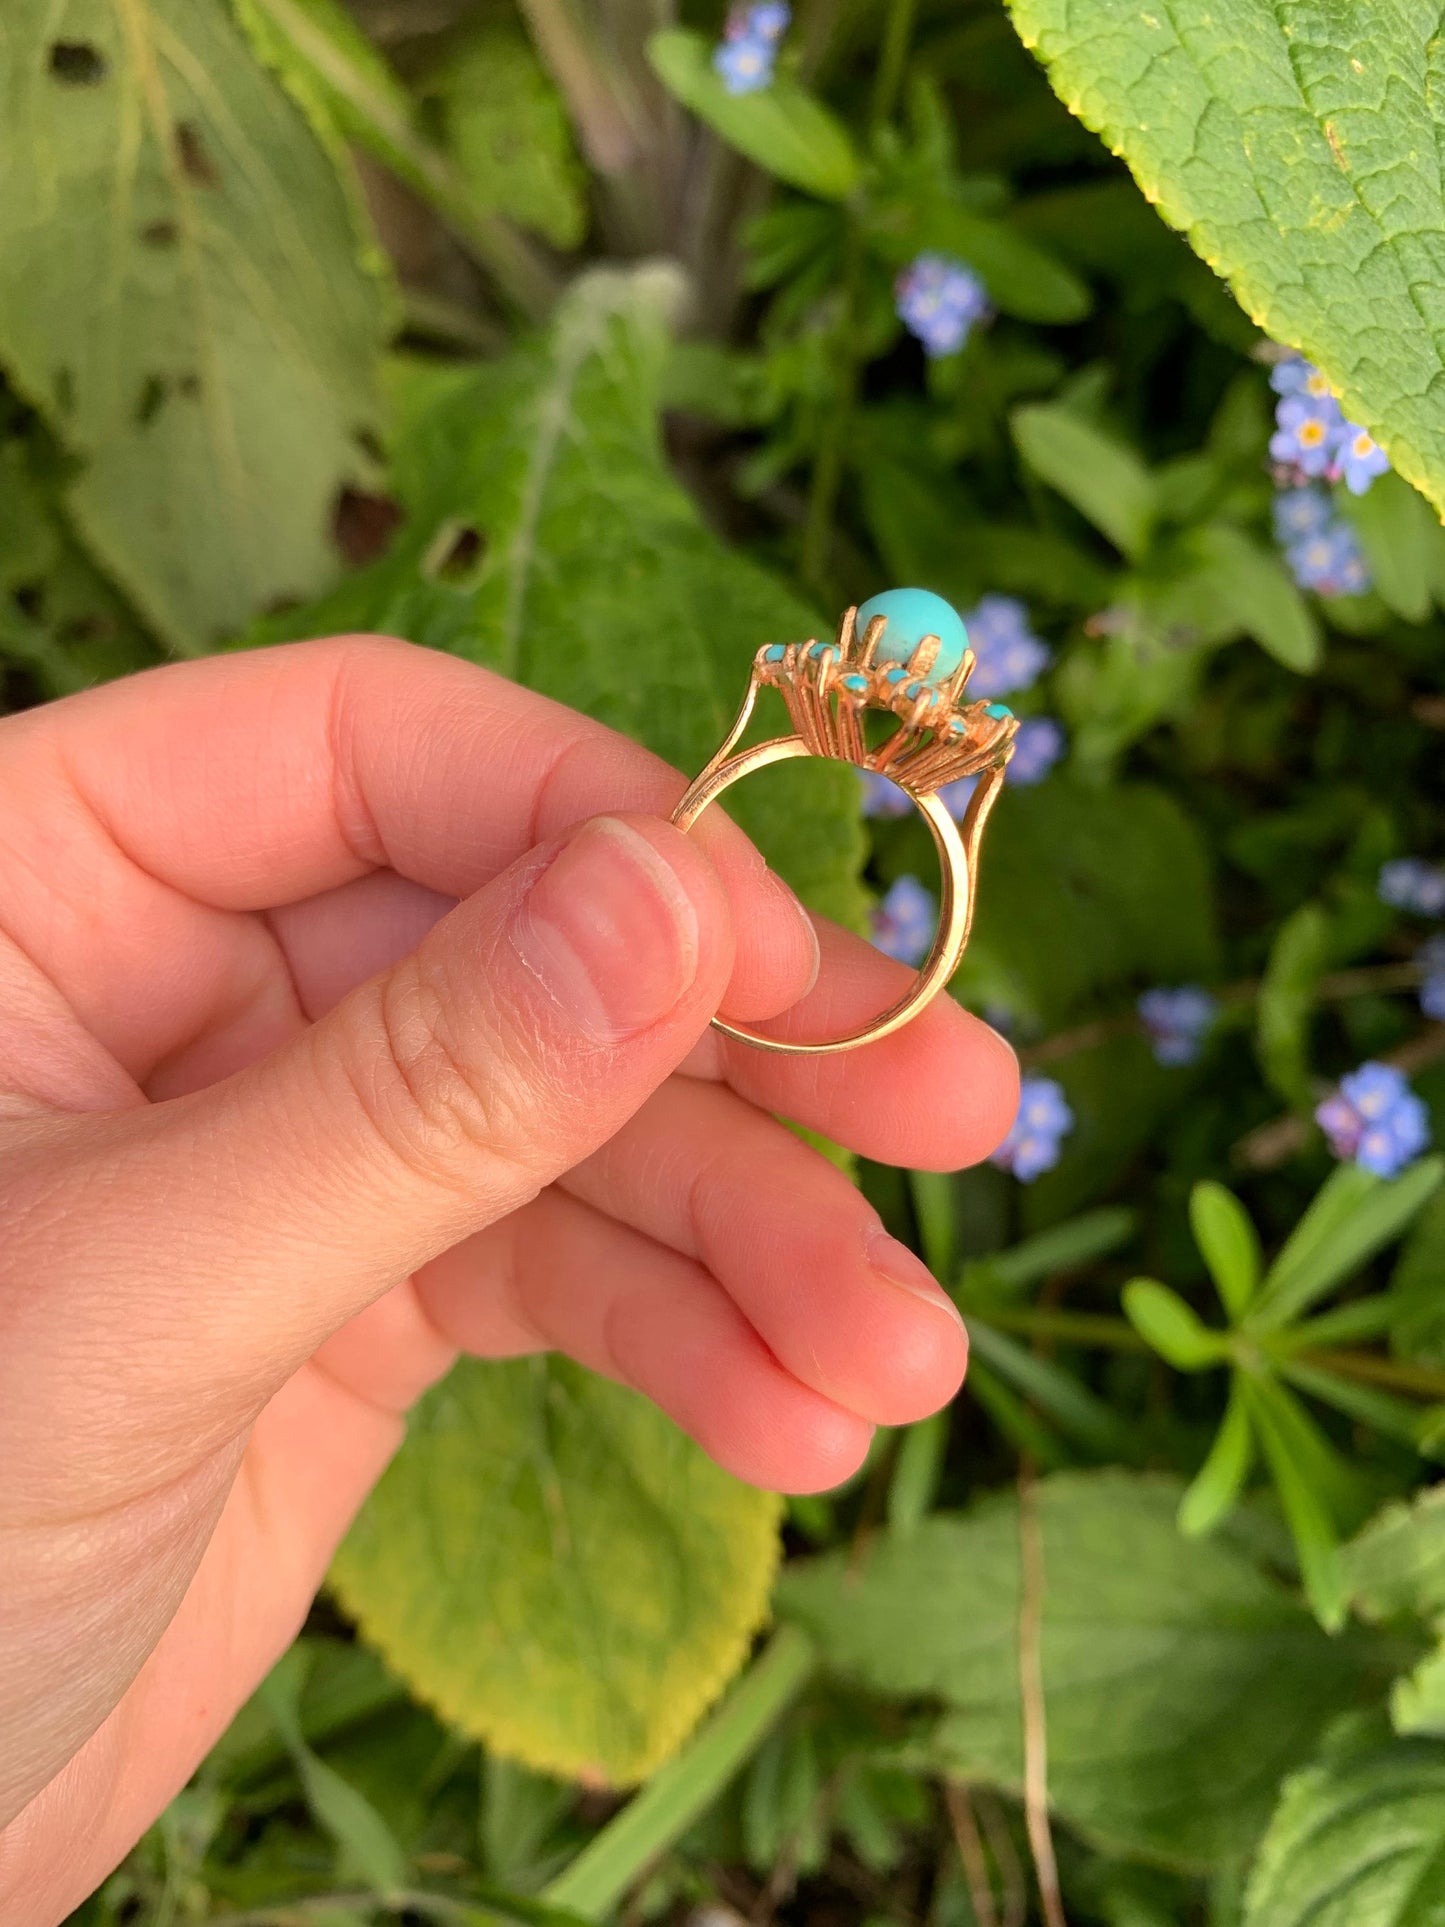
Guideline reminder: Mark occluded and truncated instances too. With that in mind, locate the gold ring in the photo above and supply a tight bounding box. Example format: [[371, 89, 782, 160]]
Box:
[[672, 589, 1017, 1055]]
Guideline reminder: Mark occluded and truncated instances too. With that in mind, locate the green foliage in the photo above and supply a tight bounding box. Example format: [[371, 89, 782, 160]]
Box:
[[0, 0, 389, 651], [647, 31, 861, 200], [331, 1358, 784, 1787], [779, 1473, 1377, 1870], [1006, 0, 1445, 520], [1243, 1716, 1445, 1927]]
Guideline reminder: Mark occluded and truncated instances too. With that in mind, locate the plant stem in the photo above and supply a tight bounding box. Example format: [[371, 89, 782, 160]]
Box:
[[542, 1626, 818, 1918], [799, 225, 865, 597], [870, 0, 920, 135], [1020, 960, 1428, 1071]]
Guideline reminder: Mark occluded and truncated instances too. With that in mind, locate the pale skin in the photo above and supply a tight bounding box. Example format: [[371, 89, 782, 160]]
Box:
[[0, 637, 1018, 1923]]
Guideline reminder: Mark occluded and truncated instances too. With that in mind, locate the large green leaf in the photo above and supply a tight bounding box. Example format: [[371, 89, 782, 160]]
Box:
[[257, 265, 868, 928], [0, 0, 389, 650], [332, 1357, 784, 1786], [1243, 1717, 1445, 1927], [778, 1472, 1374, 1869], [1004, 0, 1445, 518]]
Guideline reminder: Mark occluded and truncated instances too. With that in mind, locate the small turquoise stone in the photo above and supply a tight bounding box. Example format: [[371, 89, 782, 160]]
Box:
[[857, 587, 968, 685], [985, 702, 1013, 720], [840, 672, 869, 693], [884, 665, 910, 683], [762, 643, 787, 662]]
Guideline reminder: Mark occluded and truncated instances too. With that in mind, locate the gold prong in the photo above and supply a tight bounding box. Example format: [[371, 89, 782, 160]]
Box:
[[909, 632, 941, 679], [836, 605, 857, 656], [941, 648, 974, 707], [859, 615, 887, 670]]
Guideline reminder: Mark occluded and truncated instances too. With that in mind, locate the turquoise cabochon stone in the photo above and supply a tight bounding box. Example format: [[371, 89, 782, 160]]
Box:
[[856, 587, 968, 685]]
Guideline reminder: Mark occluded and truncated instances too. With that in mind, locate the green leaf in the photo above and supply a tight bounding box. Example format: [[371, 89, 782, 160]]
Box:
[[1241, 1377, 1347, 1631], [1122, 1279, 1226, 1372], [1011, 402, 1156, 560], [330, 1356, 784, 1786], [1255, 903, 1331, 1107], [971, 1206, 1137, 1298], [1345, 1486, 1445, 1627], [429, 25, 587, 249], [1243, 1717, 1445, 1927], [1276, 1358, 1443, 1460], [1004, 0, 1445, 521], [1340, 472, 1436, 624], [1253, 1158, 1445, 1333], [0, 0, 390, 650], [1190, 1182, 1262, 1323], [647, 30, 860, 201], [255, 267, 868, 930], [1179, 1381, 1254, 1538], [1390, 1190, 1445, 1369], [259, 1655, 410, 1893], [966, 1320, 1140, 1459], [887, 1411, 949, 1537], [1390, 1651, 1445, 1741], [1189, 524, 1322, 674], [233, 0, 554, 315], [779, 1472, 1374, 1869]]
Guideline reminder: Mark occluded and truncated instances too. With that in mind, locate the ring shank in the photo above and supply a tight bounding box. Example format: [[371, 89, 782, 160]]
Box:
[[670, 735, 973, 1055]]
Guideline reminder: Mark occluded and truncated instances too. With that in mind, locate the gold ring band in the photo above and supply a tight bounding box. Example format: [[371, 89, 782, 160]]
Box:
[[671, 598, 1015, 1056]]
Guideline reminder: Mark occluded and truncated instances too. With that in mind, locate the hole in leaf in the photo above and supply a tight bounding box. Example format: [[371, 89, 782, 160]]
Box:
[[49, 42, 107, 84], [174, 121, 218, 187], [422, 519, 486, 587], [135, 375, 168, 427], [141, 218, 178, 247], [332, 486, 403, 568]]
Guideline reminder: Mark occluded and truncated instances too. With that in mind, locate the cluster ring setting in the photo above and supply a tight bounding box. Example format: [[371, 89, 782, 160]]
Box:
[[672, 587, 1017, 1056]]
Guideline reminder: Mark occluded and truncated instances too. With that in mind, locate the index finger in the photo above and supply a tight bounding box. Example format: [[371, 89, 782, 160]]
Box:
[[1, 635, 818, 1027]]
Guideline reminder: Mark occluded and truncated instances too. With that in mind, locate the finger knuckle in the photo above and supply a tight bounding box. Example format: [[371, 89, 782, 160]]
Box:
[[343, 955, 540, 1201]]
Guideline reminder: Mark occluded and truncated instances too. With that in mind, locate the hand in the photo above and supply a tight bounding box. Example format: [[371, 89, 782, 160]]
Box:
[[0, 637, 1017, 1922]]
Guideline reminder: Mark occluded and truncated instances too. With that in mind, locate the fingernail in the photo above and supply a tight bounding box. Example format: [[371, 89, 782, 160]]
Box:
[[511, 817, 701, 1044], [864, 1226, 965, 1328], [767, 870, 821, 995]]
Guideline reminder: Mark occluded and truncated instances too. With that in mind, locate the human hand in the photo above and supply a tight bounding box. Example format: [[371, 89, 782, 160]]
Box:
[[0, 638, 1017, 1921]]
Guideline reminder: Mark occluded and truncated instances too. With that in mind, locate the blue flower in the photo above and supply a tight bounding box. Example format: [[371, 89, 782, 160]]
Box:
[[1419, 937, 1445, 1021], [895, 253, 990, 359], [963, 594, 1051, 698], [713, 30, 775, 92], [858, 768, 912, 820], [1007, 717, 1065, 786], [937, 774, 979, 822], [992, 1075, 1075, 1182], [871, 874, 935, 966], [1333, 420, 1390, 495], [1272, 486, 1333, 546], [1283, 517, 1371, 598], [1316, 1062, 1432, 1178], [1270, 392, 1343, 479], [1137, 985, 1218, 1066], [746, 0, 791, 38], [1379, 858, 1445, 918], [1270, 354, 1337, 403]]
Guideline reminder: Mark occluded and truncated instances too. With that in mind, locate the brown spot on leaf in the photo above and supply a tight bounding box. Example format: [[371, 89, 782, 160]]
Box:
[[49, 42, 107, 84], [333, 486, 403, 568], [422, 518, 486, 586], [174, 121, 219, 186], [1325, 120, 1348, 171], [141, 218, 178, 247]]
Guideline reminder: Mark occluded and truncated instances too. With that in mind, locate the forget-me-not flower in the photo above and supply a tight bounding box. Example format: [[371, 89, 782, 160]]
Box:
[[1316, 1062, 1432, 1178], [1380, 858, 1445, 918], [1006, 717, 1065, 786], [1138, 985, 1218, 1066], [895, 254, 990, 358], [963, 595, 1051, 699], [991, 1076, 1075, 1182], [871, 874, 935, 966]]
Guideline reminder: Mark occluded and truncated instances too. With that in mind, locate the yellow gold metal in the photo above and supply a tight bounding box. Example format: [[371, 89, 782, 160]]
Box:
[[672, 605, 1016, 1055]]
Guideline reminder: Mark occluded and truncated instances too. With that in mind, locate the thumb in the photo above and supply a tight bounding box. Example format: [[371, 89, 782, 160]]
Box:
[[14, 814, 735, 1429]]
